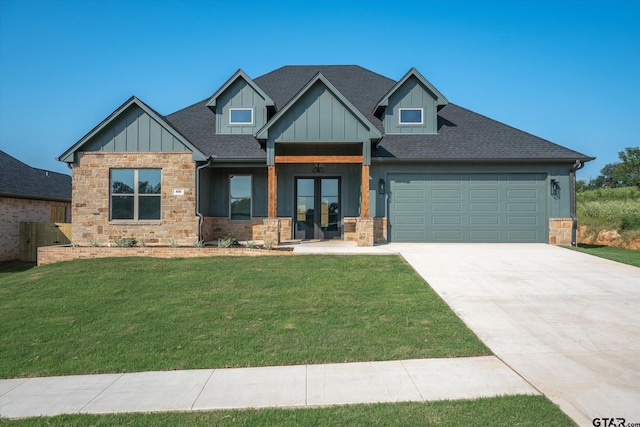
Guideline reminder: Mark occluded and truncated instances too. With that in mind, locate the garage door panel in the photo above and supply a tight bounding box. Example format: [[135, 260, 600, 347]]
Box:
[[432, 202, 462, 212], [508, 230, 540, 241], [432, 189, 461, 198], [470, 230, 501, 241], [395, 202, 424, 212], [470, 189, 499, 199], [390, 173, 547, 243], [432, 216, 462, 225], [395, 215, 426, 225], [507, 189, 538, 199], [394, 230, 426, 241], [507, 203, 538, 212], [508, 216, 538, 225], [470, 216, 500, 225], [432, 230, 463, 240], [396, 189, 425, 199]]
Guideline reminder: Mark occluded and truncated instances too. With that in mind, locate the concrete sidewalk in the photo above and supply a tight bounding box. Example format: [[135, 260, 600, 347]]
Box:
[[0, 356, 537, 419]]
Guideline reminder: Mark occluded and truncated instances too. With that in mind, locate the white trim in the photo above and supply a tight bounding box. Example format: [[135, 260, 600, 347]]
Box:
[[229, 108, 254, 125], [398, 108, 424, 125]]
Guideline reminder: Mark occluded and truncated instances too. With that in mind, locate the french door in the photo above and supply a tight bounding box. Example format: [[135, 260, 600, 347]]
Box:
[[295, 177, 341, 239]]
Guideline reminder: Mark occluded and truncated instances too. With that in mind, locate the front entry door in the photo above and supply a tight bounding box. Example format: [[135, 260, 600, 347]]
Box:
[[295, 177, 341, 239]]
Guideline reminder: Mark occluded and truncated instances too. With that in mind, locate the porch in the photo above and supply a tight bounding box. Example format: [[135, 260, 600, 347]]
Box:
[[197, 152, 387, 247]]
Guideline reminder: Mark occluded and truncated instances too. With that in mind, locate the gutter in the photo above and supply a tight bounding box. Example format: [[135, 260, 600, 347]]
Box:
[[570, 160, 585, 246], [196, 156, 214, 242]]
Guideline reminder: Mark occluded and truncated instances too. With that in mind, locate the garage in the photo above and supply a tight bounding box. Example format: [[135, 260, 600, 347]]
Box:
[[389, 173, 548, 243]]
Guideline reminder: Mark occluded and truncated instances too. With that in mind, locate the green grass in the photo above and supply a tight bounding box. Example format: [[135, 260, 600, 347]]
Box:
[[0, 256, 489, 379], [0, 396, 574, 426], [0, 261, 35, 280], [570, 244, 640, 268]]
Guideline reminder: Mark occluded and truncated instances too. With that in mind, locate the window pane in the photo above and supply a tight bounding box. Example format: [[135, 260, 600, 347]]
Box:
[[139, 169, 161, 194], [111, 169, 134, 194], [230, 109, 253, 124], [230, 175, 251, 198], [111, 196, 134, 219], [230, 198, 251, 220], [139, 196, 161, 220], [400, 109, 423, 124]]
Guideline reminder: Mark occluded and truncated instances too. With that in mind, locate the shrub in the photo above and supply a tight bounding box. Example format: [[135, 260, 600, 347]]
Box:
[[88, 239, 101, 247], [620, 214, 640, 231], [218, 234, 238, 248], [114, 237, 136, 247]]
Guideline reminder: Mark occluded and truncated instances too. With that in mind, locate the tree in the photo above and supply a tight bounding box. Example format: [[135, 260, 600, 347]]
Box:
[[586, 147, 640, 189], [613, 147, 640, 189]]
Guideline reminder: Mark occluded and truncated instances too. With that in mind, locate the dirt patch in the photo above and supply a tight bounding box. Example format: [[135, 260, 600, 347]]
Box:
[[578, 226, 640, 250]]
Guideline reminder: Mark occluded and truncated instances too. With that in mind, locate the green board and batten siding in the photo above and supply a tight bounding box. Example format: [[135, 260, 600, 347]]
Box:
[[269, 82, 372, 143], [388, 173, 549, 243], [83, 104, 189, 153]]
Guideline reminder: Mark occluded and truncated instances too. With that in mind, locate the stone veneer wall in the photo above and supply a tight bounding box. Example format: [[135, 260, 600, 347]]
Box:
[[549, 218, 573, 246], [38, 245, 292, 266], [0, 197, 71, 261], [343, 217, 357, 242], [373, 217, 387, 244], [202, 217, 292, 243], [72, 152, 198, 246]]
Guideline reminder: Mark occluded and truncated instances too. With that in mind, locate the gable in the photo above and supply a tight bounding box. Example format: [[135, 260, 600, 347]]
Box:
[[384, 76, 439, 134], [83, 104, 190, 153], [58, 97, 206, 163], [205, 69, 274, 136], [268, 81, 374, 143], [214, 77, 270, 134]]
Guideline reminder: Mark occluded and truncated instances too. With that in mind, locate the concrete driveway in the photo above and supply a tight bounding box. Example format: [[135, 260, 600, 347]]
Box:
[[395, 243, 640, 426]]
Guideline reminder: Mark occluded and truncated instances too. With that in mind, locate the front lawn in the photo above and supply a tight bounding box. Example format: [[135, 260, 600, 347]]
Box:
[[0, 256, 489, 378], [570, 244, 640, 268], [4, 396, 574, 427]]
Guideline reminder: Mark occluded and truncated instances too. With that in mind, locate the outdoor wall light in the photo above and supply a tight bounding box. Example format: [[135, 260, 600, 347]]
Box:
[[550, 179, 560, 196], [379, 178, 386, 194], [312, 163, 324, 173]]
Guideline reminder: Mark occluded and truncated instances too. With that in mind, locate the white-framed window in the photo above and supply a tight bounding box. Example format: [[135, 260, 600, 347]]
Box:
[[229, 175, 252, 221], [399, 108, 424, 125], [229, 108, 254, 125], [110, 169, 161, 221]]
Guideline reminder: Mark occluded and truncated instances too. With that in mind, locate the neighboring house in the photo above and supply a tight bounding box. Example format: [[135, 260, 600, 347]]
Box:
[[57, 65, 593, 247], [0, 150, 71, 261]]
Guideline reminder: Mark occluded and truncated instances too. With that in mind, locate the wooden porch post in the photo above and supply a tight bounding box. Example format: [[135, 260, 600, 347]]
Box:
[[361, 164, 370, 218], [268, 165, 277, 217]]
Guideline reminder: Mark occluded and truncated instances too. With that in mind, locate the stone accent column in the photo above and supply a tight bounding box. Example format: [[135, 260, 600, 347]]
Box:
[[262, 218, 281, 246], [549, 218, 573, 246], [356, 217, 374, 247]]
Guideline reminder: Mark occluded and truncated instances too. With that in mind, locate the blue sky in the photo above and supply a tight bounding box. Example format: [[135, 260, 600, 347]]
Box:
[[1, 0, 638, 180]]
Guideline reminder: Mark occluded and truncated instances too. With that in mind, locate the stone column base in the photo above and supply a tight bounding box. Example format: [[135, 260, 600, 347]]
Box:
[[263, 218, 281, 246], [549, 218, 573, 246], [356, 217, 374, 247]]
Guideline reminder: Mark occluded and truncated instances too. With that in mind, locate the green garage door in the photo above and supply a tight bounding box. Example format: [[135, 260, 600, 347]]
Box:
[[389, 174, 548, 243]]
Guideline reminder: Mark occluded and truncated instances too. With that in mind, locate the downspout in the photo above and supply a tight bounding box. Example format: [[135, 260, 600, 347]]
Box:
[[570, 160, 585, 246], [196, 156, 214, 243]]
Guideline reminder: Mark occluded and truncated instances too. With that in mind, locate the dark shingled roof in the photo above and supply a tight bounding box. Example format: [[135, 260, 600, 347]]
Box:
[[0, 150, 71, 201], [165, 65, 592, 163], [374, 104, 593, 161]]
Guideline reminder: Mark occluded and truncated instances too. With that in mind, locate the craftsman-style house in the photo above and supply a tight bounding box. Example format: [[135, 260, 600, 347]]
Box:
[[58, 65, 592, 246]]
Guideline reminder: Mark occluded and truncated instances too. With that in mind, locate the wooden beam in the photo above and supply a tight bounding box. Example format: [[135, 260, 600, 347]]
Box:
[[361, 164, 370, 218], [274, 155, 364, 164], [268, 165, 277, 217]]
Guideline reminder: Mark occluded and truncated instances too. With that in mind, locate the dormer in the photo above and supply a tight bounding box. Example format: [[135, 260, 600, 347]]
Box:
[[374, 68, 448, 135], [206, 69, 274, 135]]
